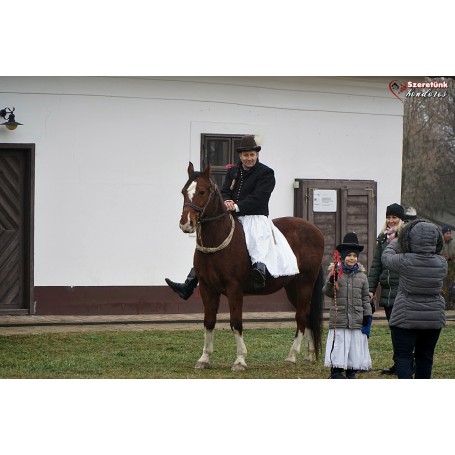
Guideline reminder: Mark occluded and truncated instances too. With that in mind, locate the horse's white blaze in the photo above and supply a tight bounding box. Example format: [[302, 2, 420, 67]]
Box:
[[179, 212, 194, 233], [197, 329, 214, 365], [187, 181, 197, 201], [233, 329, 247, 368], [180, 181, 197, 233]]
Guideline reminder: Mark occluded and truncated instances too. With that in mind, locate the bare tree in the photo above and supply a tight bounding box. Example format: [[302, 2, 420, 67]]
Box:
[[402, 77, 455, 223]]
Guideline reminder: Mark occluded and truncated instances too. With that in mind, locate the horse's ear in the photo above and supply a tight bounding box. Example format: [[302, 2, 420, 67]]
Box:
[[202, 163, 211, 177], [188, 162, 194, 177]]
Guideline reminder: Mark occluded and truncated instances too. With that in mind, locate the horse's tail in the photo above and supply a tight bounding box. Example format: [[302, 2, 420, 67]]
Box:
[[308, 265, 325, 359]]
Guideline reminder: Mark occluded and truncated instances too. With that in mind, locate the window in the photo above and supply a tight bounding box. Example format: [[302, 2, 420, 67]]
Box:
[[201, 134, 243, 189]]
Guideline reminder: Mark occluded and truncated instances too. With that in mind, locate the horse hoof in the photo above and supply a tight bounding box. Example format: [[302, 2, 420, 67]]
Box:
[[195, 361, 210, 369], [285, 358, 297, 365], [232, 363, 247, 372]]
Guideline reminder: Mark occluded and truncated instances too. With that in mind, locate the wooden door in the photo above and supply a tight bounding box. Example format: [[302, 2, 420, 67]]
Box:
[[0, 144, 34, 314], [294, 179, 377, 307]]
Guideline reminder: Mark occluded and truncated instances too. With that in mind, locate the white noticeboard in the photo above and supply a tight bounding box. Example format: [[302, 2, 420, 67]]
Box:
[[313, 190, 337, 212]]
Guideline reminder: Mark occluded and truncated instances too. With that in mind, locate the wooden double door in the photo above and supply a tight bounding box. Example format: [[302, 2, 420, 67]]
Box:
[[0, 144, 34, 314], [294, 179, 377, 306]]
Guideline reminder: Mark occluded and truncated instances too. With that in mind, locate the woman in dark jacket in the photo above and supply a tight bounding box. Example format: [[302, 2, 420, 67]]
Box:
[[367, 203, 405, 375], [382, 220, 447, 379]]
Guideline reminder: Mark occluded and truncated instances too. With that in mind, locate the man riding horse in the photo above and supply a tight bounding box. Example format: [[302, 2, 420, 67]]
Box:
[[165, 134, 299, 298]]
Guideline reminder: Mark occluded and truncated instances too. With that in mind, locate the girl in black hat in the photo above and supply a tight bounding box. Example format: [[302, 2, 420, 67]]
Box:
[[323, 232, 373, 379]]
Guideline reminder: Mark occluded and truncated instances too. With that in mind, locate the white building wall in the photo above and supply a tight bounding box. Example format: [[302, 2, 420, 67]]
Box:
[[0, 76, 404, 286]]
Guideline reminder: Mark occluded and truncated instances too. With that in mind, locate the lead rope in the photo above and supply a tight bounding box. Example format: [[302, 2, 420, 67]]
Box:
[[329, 249, 343, 377], [196, 213, 235, 253]]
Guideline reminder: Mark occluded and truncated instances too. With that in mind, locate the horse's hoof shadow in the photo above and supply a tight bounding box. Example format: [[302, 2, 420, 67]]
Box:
[[231, 363, 247, 372], [195, 362, 211, 369]]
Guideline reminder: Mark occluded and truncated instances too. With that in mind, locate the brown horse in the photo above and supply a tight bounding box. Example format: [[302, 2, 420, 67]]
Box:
[[179, 162, 325, 371]]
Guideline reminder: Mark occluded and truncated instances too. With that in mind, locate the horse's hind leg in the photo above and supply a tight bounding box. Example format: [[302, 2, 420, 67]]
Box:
[[285, 328, 315, 364], [285, 329, 303, 364], [303, 329, 315, 363], [284, 276, 316, 364], [232, 329, 247, 371]]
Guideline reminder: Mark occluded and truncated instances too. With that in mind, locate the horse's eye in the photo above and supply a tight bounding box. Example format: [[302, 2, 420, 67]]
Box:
[[199, 190, 206, 196]]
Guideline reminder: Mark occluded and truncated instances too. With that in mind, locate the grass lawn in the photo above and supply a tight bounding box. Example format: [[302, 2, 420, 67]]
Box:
[[1, 322, 455, 379]]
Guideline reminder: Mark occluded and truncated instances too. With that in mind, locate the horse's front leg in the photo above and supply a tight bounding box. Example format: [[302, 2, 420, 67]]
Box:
[[195, 285, 220, 370], [195, 329, 215, 369]]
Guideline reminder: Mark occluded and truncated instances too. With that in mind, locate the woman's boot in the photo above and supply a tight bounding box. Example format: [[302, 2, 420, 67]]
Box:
[[165, 268, 198, 300]]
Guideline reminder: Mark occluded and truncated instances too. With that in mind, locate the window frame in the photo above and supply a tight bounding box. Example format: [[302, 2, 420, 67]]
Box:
[[200, 134, 243, 189]]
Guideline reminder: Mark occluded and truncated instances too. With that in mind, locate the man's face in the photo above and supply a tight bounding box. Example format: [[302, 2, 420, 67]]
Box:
[[239, 151, 258, 170], [444, 231, 452, 241]]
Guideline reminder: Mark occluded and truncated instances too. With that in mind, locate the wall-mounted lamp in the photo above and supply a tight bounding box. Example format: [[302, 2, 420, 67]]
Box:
[[1, 107, 23, 130]]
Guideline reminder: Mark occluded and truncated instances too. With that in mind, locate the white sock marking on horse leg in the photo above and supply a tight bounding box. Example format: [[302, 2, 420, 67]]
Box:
[[197, 329, 214, 365], [232, 329, 247, 370], [304, 328, 315, 362], [286, 330, 303, 364]]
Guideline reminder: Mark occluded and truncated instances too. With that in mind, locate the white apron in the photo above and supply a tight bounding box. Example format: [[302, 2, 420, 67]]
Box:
[[324, 328, 372, 371], [238, 215, 299, 278]]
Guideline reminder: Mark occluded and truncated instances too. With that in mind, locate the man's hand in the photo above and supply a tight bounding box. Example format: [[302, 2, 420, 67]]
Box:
[[224, 200, 236, 211]]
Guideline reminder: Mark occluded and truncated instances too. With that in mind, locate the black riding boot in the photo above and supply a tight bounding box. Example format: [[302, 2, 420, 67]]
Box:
[[165, 268, 198, 300], [252, 262, 267, 289]]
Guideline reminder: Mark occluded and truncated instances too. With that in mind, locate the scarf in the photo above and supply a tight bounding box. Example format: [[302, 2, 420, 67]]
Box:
[[341, 262, 359, 273], [385, 227, 398, 243]]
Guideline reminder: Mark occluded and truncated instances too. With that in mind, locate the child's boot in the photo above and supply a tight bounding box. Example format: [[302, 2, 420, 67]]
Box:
[[330, 368, 347, 379], [346, 369, 357, 379]]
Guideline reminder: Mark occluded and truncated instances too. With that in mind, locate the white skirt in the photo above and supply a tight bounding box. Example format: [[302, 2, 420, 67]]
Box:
[[238, 215, 299, 278], [324, 328, 372, 371]]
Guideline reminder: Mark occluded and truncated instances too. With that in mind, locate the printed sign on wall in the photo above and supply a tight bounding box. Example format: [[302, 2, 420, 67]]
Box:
[[313, 189, 337, 212]]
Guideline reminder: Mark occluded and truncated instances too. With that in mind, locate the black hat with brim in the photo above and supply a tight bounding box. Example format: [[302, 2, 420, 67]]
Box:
[[237, 135, 261, 153], [336, 232, 364, 253]]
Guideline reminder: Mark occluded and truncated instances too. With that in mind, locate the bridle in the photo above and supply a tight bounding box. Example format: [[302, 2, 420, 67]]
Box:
[[184, 190, 227, 224], [183, 175, 227, 224], [183, 175, 235, 253]]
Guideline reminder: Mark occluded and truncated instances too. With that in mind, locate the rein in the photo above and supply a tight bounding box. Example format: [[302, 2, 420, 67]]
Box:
[[195, 212, 235, 253], [184, 174, 235, 253]]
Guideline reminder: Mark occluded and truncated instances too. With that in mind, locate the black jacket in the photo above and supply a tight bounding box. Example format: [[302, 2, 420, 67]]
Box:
[[368, 233, 400, 308], [221, 160, 275, 216]]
